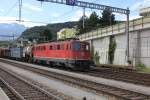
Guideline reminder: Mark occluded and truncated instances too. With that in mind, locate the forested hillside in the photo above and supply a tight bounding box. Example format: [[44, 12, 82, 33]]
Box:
[[21, 21, 77, 41]]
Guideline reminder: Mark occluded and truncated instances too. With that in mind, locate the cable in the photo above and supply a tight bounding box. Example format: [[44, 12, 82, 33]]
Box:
[[0, 35, 19, 38], [4, 0, 18, 16], [52, 8, 74, 20], [0, 19, 49, 24], [93, 0, 97, 3]]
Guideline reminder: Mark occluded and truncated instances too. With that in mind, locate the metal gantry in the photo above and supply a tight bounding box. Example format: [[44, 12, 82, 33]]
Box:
[[37, 0, 129, 14], [37, 0, 130, 63]]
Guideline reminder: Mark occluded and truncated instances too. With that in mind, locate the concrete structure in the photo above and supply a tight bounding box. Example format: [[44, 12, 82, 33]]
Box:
[[0, 88, 10, 100], [79, 16, 150, 67], [140, 7, 150, 17]]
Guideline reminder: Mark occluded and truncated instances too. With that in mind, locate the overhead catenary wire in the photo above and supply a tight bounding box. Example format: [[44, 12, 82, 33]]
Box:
[[4, 0, 18, 16], [0, 19, 49, 24], [18, 0, 22, 22], [2, 0, 103, 26]]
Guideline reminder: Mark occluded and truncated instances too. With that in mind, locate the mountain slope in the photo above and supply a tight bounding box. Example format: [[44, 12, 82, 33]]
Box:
[[0, 23, 26, 40], [21, 21, 77, 40]]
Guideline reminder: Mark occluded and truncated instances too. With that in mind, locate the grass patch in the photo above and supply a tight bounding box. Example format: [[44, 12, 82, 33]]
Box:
[[136, 63, 150, 73], [96, 63, 150, 73], [0, 41, 11, 47], [136, 63, 146, 71], [138, 67, 150, 73]]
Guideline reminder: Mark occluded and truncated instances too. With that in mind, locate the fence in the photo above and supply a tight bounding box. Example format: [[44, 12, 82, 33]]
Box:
[[79, 16, 150, 41]]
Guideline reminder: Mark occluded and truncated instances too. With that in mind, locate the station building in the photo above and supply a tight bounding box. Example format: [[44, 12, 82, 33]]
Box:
[[140, 7, 150, 17]]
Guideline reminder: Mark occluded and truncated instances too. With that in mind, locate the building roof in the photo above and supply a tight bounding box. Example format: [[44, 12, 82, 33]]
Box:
[[140, 7, 150, 17]]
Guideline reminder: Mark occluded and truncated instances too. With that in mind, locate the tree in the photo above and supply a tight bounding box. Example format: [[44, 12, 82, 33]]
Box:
[[77, 9, 116, 34], [40, 29, 52, 41], [77, 16, 89, 35], [77, 12, 99, 35], [87, 12, 99, 30], [108, 35, 116, 64], [100, 8, 116, 27]]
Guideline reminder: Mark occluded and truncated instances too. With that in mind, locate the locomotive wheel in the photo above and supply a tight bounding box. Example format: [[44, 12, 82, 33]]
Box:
[[49, 62, 55, 67]]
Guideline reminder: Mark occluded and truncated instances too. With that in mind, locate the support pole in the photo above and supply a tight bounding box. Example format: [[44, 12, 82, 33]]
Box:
[[126, 8, 130, 63], [83, 7, 85, 29], [19, 0, 22, 22], [13, 33, 14, 40]]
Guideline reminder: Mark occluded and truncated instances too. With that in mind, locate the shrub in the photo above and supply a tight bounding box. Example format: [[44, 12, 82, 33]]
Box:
[[108, 36, 116, 64], [137, 63, 146, 71], [94, 51, 100, 65]]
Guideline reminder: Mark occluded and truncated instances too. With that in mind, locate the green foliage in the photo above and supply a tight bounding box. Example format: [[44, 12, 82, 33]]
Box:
[[91, 45, 100, 65], [136, 63, 146, 71], [77, 16, 89, 34], [39, 29, 52, 41], [77, 9, 116, 35], [0, 41, 11, 47], [58, 28, 76, 39], [87, 12, 99, 30], [100, 8, 116, 27], [141, 67, 150, 73], [108, 36, 116, 64], [94, 51, 100, 65], [77, 12, 99, 35], [21, 22, 77, 41], [135, 63, 150, 73]]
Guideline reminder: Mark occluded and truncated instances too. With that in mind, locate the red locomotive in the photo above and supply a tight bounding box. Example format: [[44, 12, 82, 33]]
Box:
[[31, 39, 93, 70], [0, 39, 94, 70]]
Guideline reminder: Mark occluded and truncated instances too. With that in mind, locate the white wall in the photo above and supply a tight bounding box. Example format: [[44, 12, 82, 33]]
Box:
[[86, 28, 150, 68], [130, 29, 150, 67], [113, 34, 127, 65], [92, 37, 109, 64], [81, 17, 150, 67]]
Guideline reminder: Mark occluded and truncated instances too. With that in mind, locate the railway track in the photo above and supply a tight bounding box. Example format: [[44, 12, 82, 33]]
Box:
[[85, 67, 150, 87], [37, 59, 150, 87], [39, 60, 150, 87], [0, 59, 150, 100], [0, 67, 62, 100], [0, 79, 19, 100]]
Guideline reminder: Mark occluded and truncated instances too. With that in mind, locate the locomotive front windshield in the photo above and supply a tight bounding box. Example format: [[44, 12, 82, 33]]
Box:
[[73, 42, 89, 51]]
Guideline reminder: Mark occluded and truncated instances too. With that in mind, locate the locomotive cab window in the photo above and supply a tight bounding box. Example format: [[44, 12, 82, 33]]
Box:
[[73, 43, 81, 51], [66, 44, 69, 50], [60, 44, 64, 50], [49, 45, 53, 50], [82, 44, 90, 51], [57, 45, 60, 50]]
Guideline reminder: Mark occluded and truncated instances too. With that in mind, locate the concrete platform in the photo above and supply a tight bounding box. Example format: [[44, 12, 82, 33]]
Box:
[[0, 88, 10, 100], [1, 58, 150, 96]]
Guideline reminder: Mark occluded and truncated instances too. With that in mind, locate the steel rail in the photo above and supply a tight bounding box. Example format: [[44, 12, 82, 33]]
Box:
[[0, 67, 62, 100], [1, 59, 149, 100]]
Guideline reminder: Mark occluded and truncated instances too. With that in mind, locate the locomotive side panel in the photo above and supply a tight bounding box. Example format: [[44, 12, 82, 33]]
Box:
[[32, 40, 93, 70]]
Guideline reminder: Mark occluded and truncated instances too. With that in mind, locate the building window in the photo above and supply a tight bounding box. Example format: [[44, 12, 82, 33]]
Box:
[[60, 44, 64, 50], [57, 45, 60, 50], [66, 44, 69, 50], [49, 45, 53, 50]]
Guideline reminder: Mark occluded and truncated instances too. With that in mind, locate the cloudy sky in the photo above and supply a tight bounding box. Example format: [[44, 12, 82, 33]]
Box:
[[0, 0, 150, 27]]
